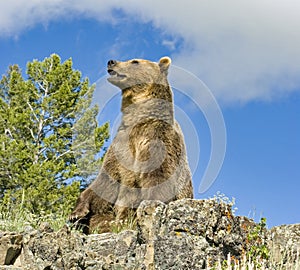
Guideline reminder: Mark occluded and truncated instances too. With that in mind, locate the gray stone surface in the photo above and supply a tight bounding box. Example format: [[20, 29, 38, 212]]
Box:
[[269, 223, 300, 268], [0, 232, 22, 265], [0, 199, 299, 269]]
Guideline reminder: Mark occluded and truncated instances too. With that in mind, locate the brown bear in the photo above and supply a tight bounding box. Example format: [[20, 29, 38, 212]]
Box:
[[69, 57, 193, 233]]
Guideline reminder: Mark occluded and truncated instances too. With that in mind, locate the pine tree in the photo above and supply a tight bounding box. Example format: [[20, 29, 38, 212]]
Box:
[[0, 54, 109, 215]]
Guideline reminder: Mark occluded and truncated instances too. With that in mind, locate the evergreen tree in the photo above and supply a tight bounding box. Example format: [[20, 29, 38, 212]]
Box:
[[0, 54, 109, 215]]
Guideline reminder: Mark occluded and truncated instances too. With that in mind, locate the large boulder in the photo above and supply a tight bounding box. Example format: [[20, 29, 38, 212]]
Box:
[[269, 223, 300, 268], [0, 232, 22, 266], [136, 199, 256, 269], [0, 199, 299, 269]]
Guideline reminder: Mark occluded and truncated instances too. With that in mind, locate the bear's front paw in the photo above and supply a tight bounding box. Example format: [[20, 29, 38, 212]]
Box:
[[69, 204, 90, 222]]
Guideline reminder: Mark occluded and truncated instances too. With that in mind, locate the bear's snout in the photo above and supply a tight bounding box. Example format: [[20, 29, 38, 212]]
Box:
[[107, 60, 117, 68]]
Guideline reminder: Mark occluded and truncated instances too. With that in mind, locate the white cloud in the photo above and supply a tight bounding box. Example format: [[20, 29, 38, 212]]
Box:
[[1, 0, 300, 103]]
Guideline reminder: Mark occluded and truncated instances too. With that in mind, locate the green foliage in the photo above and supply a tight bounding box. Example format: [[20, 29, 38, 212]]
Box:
[[247, 217, 270, 267], [0, 189, 68, 232], [0, 54, 109, 217]]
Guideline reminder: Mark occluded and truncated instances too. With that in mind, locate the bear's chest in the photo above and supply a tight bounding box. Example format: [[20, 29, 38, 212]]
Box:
[[113, 119, 172, 161]]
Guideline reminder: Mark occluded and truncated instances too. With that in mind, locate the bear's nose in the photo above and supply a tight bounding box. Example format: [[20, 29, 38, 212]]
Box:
[[107, 60, 117, 68]]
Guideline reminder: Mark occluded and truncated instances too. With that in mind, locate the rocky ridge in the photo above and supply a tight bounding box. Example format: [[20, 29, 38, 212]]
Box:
[[0, 199, 299, 269]]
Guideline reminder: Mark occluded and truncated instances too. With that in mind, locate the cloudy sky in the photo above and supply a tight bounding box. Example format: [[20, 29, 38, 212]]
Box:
[[0, 1, 299, 227]]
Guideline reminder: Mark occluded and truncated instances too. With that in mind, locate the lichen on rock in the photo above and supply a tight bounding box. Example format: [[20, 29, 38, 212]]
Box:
[[0, 199, 299, 269]]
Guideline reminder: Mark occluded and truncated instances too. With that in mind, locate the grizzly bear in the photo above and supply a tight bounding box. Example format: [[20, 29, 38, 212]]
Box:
[[69, 57, 193, 233]]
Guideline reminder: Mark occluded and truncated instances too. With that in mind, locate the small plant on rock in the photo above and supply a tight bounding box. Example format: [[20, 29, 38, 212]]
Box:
[[247, 217, 270, 267]]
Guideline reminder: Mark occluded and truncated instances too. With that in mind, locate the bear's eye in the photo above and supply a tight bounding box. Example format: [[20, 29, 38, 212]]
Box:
[[131, 60, 139, 64]]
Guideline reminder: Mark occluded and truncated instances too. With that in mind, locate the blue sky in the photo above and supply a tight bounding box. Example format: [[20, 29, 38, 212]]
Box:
[[0, 1, 299, 227]]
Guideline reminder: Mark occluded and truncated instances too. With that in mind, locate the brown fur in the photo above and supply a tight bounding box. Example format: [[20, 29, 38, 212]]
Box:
[[69, 57, 193, 233]]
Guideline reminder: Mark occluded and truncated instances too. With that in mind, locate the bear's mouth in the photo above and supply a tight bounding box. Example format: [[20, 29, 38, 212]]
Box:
[[107, 69, 126, 79]]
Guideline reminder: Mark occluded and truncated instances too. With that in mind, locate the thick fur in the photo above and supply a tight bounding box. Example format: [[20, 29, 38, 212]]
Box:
[[69, 57, 193, 233]]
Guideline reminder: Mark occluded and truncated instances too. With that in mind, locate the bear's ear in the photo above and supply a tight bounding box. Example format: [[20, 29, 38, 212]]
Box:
[[159, 57, 171, 74]]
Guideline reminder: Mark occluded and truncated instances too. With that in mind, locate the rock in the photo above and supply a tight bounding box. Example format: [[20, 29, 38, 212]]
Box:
[[21, 225, 144, 269], [269, 223, 300, 268], [137, 199, 257, 269], [0, 232, 22, 265], [83, 230, 143, 269], [22, 225, 86, 269], [0, 267, 23, 270], [0, 199, 299, 269]]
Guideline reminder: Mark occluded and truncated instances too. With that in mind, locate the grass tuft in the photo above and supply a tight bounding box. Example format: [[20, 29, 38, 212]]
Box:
[[0, 201, 68, 232]]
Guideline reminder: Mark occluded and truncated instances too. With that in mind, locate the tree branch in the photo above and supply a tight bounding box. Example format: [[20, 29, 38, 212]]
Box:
[[26, 127, 35, 140], [55, 149, 74, 161], [26, 101, 39, 122]]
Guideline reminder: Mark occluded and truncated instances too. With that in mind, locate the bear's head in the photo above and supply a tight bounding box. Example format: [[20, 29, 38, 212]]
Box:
[[107, 57, 171, 90], [107, 57, 173, 113]]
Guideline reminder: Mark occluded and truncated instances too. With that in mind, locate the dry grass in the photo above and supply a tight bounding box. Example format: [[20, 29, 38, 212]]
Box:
[[208, 250, 300, 270]]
